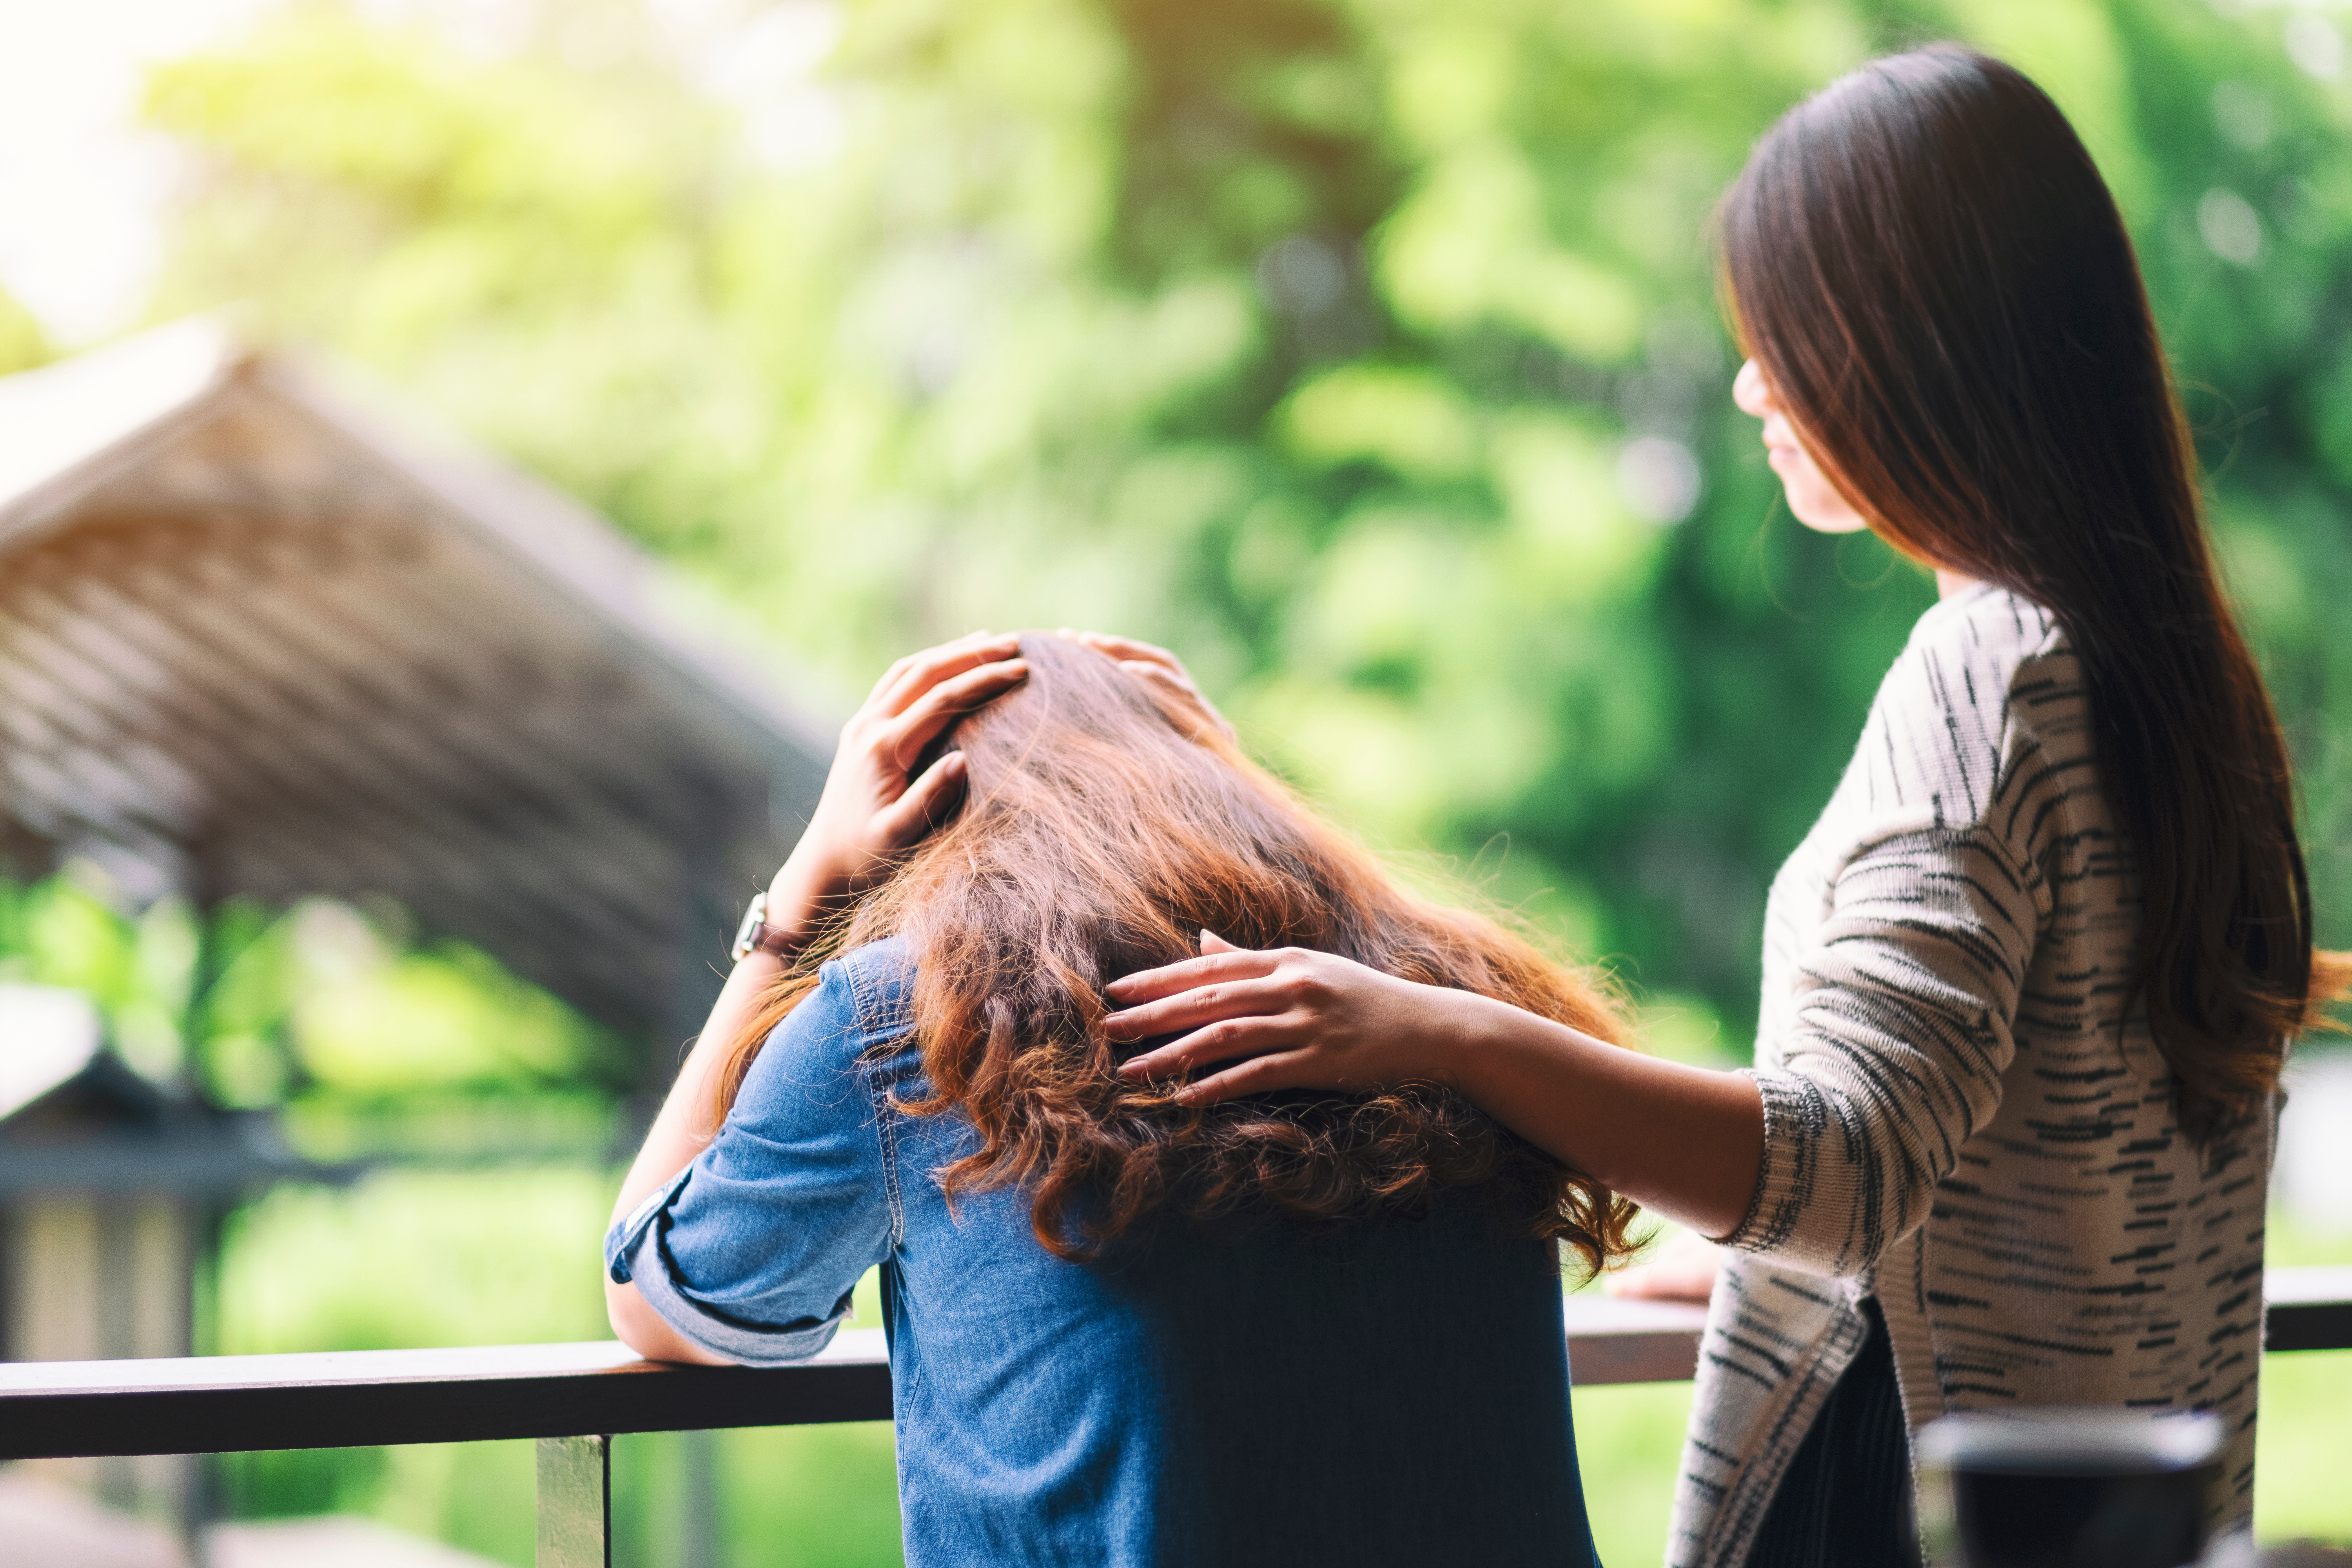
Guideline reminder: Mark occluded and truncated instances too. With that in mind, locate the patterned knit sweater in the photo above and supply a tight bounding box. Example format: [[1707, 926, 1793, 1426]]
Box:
[[1668, 585, 2274, 1568]]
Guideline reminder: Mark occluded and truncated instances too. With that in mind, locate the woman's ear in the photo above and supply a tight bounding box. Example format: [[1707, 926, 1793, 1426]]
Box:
[[1200, 931, 1241, 955]]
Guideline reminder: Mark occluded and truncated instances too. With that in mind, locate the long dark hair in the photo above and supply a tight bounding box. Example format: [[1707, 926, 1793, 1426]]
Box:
[[719, 634, 1642, 1269], [1722, 45, 2349, 1137]]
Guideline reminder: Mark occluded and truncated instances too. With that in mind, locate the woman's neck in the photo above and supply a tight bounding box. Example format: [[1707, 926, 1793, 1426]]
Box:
[[1935, 568, 1982, 600]]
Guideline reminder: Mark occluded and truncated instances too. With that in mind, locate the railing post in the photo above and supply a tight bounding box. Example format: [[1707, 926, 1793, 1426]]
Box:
[[683, 1428, 719, 1568], [537, 1434, 610, 1568]]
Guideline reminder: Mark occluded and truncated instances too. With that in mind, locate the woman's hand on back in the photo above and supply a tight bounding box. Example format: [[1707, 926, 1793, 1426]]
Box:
[[1106, 934, 1481, 1102], [765, 631, 1029, 949]]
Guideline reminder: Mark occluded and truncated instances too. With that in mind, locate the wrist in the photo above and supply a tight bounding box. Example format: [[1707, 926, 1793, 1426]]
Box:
[[764, 856, 842, 950], [1438, 991, 1517, 1098], [735, 884, 813, 962]]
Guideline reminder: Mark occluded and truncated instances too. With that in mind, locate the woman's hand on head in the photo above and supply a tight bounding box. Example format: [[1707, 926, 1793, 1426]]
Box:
[[1105, 934, 1481, 1103], [1064, 630, 1236, 745], [766, 631, 1029, 947]]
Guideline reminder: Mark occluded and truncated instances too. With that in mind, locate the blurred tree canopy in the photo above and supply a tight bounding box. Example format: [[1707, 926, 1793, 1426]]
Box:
[[136, 0, 2352, 1049], [0, 869, 615, 1111]]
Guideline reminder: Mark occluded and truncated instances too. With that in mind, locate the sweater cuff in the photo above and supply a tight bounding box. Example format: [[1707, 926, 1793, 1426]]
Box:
[[1717, 1067, 1819, 1256]]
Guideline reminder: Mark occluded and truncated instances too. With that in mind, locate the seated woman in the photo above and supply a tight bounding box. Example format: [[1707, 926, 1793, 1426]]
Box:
[[604, 631, 1639, 1568]]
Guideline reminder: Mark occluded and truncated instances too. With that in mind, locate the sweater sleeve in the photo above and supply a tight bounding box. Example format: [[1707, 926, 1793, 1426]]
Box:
[[1721, 816, 2047, 1276]]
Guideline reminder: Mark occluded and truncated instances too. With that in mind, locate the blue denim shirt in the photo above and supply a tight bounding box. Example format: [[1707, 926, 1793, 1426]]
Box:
[[607, 938, 1600, 1567]]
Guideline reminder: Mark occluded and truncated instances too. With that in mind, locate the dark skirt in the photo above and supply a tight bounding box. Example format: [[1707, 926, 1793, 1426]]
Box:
[[1747, 1296, 1920, 1568]]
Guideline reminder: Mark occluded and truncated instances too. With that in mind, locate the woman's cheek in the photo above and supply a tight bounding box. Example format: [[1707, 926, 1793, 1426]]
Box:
[[1782, 451, 1871, 534]]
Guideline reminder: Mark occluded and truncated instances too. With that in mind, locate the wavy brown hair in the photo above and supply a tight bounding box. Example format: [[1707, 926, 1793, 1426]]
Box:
[[716, 633, 1641, 1270], [1723, 46, 2350, 1140]]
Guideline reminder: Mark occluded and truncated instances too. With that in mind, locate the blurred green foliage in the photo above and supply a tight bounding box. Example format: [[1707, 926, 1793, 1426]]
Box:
[[0, 868, 613, 1114], [138, 0, 2352, 1042]]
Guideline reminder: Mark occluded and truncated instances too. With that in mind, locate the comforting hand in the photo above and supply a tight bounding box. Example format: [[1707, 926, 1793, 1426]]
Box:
[[1066, 630, 1236, 745], [766, 631, 1029, 948], [1105, 934, 1486, 1103], [1111, 939, 1766, 1236]]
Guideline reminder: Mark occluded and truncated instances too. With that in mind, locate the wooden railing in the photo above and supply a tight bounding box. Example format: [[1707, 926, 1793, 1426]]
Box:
[[3, 1272, 2346, 1567]]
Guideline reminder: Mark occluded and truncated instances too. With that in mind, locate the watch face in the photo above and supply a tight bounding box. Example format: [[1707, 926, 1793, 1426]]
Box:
[[733, 893, 768, 958]]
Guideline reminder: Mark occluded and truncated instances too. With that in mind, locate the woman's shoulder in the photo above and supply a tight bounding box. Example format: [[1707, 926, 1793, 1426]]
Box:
[[1843, 585, 2083, 834], [824, 936, 916, 1029], [733, 938, 916, 1110], [1902, 582, 2067, 668], [1873, 584, 2075, 723]]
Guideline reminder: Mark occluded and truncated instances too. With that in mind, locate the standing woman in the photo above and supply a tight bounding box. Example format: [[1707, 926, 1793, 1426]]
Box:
[[1104, 46, 2350, 1567]]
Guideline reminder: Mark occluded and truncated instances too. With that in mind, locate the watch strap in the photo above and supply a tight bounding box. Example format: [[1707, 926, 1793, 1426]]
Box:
[[731, 891, 799, 962]]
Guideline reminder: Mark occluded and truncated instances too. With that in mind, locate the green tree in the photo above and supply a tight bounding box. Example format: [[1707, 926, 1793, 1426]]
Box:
[[141, 0, 2350, 1052]]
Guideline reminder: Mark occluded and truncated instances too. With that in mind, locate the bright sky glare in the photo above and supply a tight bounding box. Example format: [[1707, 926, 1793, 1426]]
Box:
[[0, 0, 279, 345], [0, 0, 840, 347]]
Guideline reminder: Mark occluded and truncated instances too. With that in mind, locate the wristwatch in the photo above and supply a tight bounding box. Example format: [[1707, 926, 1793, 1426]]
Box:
[[731, 891, 798, 962]]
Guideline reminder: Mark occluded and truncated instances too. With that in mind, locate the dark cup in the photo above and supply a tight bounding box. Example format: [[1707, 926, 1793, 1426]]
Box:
[[1917, 1410, 2225, 1568]]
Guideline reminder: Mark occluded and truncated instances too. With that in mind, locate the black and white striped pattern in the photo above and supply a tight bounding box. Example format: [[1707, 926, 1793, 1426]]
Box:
[[1668, 586, 2272, 1568]]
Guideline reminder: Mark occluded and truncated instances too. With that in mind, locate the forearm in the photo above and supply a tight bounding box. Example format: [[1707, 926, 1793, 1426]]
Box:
[[606, 948, 789, 1362], [608, 624, 1019, 1218], [601, 632, 1025, 1361], [611, 950, 786, 1225], [1447, 995, 1764, 1238], [606, 1276, 732, 1364], [608, 824, 902, 1220], [1108, 944, 1766, 1232]]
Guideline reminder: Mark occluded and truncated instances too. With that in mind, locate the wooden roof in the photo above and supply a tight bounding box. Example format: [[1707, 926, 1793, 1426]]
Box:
[[0, 984, 299, 1196], [0, 321, 835, 1047]]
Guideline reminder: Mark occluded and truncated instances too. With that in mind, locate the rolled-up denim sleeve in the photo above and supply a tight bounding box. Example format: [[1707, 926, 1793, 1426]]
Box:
[[603, 958, 894, 1366]]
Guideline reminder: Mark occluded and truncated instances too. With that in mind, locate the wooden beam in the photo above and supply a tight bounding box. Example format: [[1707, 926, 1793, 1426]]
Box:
[[0, 1275, 2339, 1463], [0, 1336, 893, 1460]]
